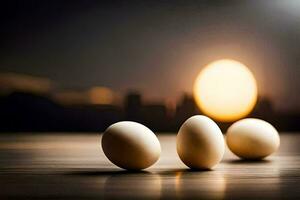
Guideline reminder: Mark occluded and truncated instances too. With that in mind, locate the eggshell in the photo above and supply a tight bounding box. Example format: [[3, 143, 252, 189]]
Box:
[[176, 115, 225, 169], [226, 118, 280, 159], [101, 121, 161, 170]]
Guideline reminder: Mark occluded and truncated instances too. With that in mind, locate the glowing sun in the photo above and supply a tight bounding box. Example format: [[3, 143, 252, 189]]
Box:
[[193, 59, 258, 122]]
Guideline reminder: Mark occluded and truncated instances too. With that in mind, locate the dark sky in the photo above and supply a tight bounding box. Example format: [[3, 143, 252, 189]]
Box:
[[0, 0, 299, 111]]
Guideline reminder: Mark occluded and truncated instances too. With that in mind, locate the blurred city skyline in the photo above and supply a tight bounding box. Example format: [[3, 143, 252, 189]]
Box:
[[0, 1, 300, 112], [0, 83, 300, 133], [0, 70, 299, 113]]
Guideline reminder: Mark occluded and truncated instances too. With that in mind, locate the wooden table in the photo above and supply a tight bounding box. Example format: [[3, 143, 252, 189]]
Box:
[[0, 133, 299, 199]]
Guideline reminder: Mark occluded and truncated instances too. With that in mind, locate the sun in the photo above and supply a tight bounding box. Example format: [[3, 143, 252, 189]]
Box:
[[193, 59, 258, 122]]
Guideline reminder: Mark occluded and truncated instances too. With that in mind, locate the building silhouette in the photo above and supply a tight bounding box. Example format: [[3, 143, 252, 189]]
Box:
[[173, 94, 201, 129], [124, 92, 142, 122], [0, 90, 299, 132]]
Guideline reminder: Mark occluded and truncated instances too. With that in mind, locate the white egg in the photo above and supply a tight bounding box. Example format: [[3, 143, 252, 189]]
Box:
[[176, 115, 225, 169], [226, 118, 280, 159], [101, 121, 161, 170]]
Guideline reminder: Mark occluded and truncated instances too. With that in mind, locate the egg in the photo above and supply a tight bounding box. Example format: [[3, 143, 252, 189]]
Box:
[[226, 118, 280, 159], [176, 115, 225, 169], [101, 121, 161, 170]]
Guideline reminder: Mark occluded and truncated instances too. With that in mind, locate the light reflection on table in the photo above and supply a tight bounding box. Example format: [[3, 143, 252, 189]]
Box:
[[0, 133, 299, 199]]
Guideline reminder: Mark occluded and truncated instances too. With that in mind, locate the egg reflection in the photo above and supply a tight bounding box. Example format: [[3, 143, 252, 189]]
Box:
[[175, 170, 226, 199], [104, 172, 161, 199]]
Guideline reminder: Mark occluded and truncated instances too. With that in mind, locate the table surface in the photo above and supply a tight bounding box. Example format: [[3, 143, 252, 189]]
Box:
[[0, 133, 300, 200]]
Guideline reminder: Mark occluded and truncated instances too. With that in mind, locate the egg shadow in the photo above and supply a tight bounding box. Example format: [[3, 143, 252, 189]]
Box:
[[154, 168, 214, 177], [224, 159, 272, 165], [65, 169, 150, 176], [103, 170, 162, 199]]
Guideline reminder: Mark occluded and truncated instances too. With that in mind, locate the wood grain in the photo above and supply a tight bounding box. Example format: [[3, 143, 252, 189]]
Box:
[[0, 133, 299, 199]]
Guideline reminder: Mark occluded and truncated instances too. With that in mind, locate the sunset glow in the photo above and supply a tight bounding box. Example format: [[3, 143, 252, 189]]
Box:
[[193, 59, 258, 122]]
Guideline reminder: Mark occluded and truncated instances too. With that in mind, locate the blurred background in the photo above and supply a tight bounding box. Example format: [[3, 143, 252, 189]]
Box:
[[0, 0, 299, 133]]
